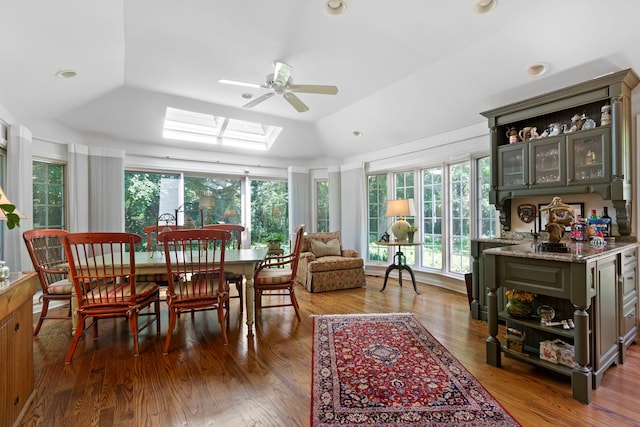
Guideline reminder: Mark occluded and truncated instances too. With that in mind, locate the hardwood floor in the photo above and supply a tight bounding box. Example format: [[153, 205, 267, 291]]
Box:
[[21, 275, 640, 427]]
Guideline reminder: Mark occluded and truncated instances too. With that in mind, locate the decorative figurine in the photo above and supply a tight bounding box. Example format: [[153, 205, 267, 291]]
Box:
[[506, 127, 518, 144], [601, 104, 612, 126], [518, 126, 533, 142], [530, 127, 539, 139]]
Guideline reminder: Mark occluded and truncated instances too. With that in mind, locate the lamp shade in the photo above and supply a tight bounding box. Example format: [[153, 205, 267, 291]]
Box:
[[385, 199, 415, 241], [385, 199, 416, 218], [0, 186, 27, 220]]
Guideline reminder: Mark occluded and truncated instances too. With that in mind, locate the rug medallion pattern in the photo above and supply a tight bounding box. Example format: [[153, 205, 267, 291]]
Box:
[[311, 313, 520, 426]]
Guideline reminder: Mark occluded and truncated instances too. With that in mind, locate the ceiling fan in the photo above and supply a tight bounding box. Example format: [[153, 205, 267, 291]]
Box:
[[219, 61, 338, 113]]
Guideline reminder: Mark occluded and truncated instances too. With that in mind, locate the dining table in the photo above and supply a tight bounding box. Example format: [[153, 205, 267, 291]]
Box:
[[69, 248, 268, 334]]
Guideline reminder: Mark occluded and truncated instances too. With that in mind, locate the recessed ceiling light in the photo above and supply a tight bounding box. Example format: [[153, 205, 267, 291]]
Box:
[[353, 131, 362, 137], [325, 0, 347, 15], [526, 63, 548, 78], [55, 70, 77, 79], [472, 0, 497, 14]]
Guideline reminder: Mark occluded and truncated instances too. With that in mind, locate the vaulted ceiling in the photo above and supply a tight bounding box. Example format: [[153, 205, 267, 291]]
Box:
[[2, 1, 640, 162]]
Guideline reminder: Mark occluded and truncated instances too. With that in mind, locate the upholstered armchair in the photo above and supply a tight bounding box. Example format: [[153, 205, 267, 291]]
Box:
[[296, 231, 366, 293]]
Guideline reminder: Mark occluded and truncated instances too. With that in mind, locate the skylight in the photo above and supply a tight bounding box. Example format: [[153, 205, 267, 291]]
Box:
[[162, 107, 282, 151]]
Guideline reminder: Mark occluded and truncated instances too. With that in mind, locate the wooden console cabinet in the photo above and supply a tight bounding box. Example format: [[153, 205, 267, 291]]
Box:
[[0, 272, 37, 427], [484, 242, 638, 404]]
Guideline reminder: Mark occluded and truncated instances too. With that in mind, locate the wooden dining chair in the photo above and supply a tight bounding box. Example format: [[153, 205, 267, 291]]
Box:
[[254, 224, 305, 321], [61, 232, 161, 364], [203, 224, 245, 312], [143, 224, 182, 253], [158, 228, 232, 354], [23, 229, 73, 335]]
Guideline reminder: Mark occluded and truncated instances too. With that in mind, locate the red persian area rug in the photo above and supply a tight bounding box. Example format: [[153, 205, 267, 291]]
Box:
[[311, 313, 520, 427]]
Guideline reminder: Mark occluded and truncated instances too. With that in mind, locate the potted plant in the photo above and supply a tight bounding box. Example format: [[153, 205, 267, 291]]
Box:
[[0, 203, 21, 229], [266, 233, 285, 250], [407, 224, 418, 242]]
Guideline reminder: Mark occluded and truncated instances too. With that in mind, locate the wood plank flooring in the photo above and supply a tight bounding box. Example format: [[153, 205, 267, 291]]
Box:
[[20, 275, 640, 427]]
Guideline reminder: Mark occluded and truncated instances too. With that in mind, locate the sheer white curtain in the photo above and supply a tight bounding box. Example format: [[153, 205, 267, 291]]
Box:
[[6, 124, 33, 271], [67, 144, 89, 232], [288, 166, 310, 234], [340, 162, 366, 256], [88, 147, 125, 232], [328, 166, 341, 232]]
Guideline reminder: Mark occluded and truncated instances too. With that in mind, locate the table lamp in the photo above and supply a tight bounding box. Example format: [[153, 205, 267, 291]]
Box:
[[385, 199, 416, 241], [0, 185, 27, 229]]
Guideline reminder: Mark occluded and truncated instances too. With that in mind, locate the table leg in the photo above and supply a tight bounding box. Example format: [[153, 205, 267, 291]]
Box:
[[379, 250, 419, 294], [244, 268, 255, 333]]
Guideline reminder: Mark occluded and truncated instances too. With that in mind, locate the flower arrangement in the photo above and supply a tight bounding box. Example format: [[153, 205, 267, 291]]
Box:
[[505, 289, 536, 303]]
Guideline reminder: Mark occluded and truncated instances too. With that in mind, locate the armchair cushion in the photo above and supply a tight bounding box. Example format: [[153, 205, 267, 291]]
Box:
[[310, 238, 341, 257]]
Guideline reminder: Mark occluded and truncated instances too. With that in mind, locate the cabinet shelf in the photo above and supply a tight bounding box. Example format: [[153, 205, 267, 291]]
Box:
[[498, 311, 576, 339], [502, 345, 574, 376]]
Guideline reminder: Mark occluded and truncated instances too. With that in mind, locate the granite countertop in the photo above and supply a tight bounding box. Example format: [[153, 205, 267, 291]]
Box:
[[482, 240, 638, 263]]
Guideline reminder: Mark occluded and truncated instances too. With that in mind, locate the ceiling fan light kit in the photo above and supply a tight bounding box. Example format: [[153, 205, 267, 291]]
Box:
[[325, 0, 347, 15], [220, 61, 338, 113]]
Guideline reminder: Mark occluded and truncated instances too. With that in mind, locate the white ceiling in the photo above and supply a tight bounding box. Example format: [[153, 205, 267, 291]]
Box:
[[2, 1, 640, 162]]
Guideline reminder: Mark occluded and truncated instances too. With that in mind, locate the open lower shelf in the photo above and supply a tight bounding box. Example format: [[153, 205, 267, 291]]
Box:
[[498, 311, 576, 339], [501, 344, 574, 376]]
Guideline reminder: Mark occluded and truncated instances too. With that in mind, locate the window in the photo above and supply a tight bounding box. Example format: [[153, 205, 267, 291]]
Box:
[[163, 107, 282, 151], [316, 180, 329, 232], [32, 161, 65, 229], [477, 156, 497, 238], [449, 161, 471, 273], [125, 171, 181, 249], [422, 167, 443, 269], [250, 180, 289, 249], [367, 174, 388, 262], [184, 176, 241, 225]]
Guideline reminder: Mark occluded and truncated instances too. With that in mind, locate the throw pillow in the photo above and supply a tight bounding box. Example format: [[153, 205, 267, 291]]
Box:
[[310, 238, 341, 258]]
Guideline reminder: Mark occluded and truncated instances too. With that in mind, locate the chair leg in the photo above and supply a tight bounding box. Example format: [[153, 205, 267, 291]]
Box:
[[33, 298, 49, 336], [65, 314, 86, 364], [163, 308, 177, 355], [154, 298, 161, 335], [217, 304, 228, 345], [129, 311, 140, 356], [290, 287, 301, 321]]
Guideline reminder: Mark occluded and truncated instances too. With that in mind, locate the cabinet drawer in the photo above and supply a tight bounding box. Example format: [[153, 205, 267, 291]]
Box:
[[622, 303, 637, 335], [622, 270, 637, 297], [621, 248, 637, 270]]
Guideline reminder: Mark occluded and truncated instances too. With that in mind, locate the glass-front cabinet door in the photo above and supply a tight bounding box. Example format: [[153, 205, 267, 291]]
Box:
[[497, 143, 528, 189], [567, 128, 611, 186], [530, 136, 565, 187]]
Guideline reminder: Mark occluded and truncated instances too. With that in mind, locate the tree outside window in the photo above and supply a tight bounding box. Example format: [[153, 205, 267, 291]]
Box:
[[367, 174, 388, 262], [422, 167, 443, 269]]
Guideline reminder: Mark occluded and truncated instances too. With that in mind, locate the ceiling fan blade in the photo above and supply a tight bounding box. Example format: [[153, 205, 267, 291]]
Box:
[[218, 79, 264, 89], [288, 84, 338, 95], [273, 62, 293, 87], [243, 92, 275, 108], [283, 92, 309, 113]]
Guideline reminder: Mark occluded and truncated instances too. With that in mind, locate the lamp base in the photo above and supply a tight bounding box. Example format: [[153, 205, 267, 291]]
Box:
[[391, 218, 410, 241]]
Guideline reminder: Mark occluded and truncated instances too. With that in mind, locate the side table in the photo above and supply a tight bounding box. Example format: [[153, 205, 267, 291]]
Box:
[[375, 241, 421, 294]]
